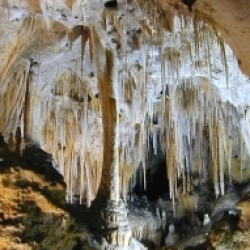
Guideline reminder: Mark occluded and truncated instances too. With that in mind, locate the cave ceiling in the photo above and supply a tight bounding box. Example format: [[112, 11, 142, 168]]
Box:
[[1, 0, 250, 207]]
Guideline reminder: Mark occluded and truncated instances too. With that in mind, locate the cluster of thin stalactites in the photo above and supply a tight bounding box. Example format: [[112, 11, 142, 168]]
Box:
[[0, 1, 248, 207]]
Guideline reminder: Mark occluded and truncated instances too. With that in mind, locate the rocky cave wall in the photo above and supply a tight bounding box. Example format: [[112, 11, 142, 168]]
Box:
[[1, 0, 250, 248]]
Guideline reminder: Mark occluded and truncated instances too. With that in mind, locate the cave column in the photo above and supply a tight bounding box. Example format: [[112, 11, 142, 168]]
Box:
[[92, 31, 131, 247]]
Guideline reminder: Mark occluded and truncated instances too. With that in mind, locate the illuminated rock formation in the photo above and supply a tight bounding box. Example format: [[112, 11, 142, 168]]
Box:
[[0, 0, 250, 249]]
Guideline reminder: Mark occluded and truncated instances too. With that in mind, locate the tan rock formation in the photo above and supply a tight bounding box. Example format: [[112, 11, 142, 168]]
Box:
[[207, 192, 250, 250], [1, 0, 250, 248], [0, 146, 94, 250], [237, 192, 250, 230]]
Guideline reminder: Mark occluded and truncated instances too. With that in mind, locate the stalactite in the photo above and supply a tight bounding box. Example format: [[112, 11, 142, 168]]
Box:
[[1, 2, 249, 223], [0, 17, 40, 87], [219, 120, 225, 196], [0, 59, 30, 144], [228, 136, 233, 183]]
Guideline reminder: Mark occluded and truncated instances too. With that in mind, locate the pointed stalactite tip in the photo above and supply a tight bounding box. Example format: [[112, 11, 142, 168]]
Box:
[[104, 0, 118, 9], [182, 0, 197, 12]]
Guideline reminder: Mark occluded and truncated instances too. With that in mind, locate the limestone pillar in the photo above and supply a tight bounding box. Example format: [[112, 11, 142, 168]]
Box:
[[92, 30, 131, 247]]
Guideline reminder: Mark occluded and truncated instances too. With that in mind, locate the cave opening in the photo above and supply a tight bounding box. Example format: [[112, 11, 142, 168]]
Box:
[[133, 137, 170, 201], [133, 160, 170, 201]]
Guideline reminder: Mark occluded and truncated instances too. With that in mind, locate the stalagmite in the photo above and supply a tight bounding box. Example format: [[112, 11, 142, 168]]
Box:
[[165, 224, 179, 246], [203, 213, 211, 226]]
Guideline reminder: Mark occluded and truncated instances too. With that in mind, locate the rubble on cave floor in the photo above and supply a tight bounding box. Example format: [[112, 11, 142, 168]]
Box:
[[152, 189, 250, 250]]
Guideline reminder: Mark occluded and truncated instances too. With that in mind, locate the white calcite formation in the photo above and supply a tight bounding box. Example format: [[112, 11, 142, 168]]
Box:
[[203, 213, 211, 226], [165, 224, 179, 246], [102, 199, 132, 246], [1, 0, 250, 248]]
